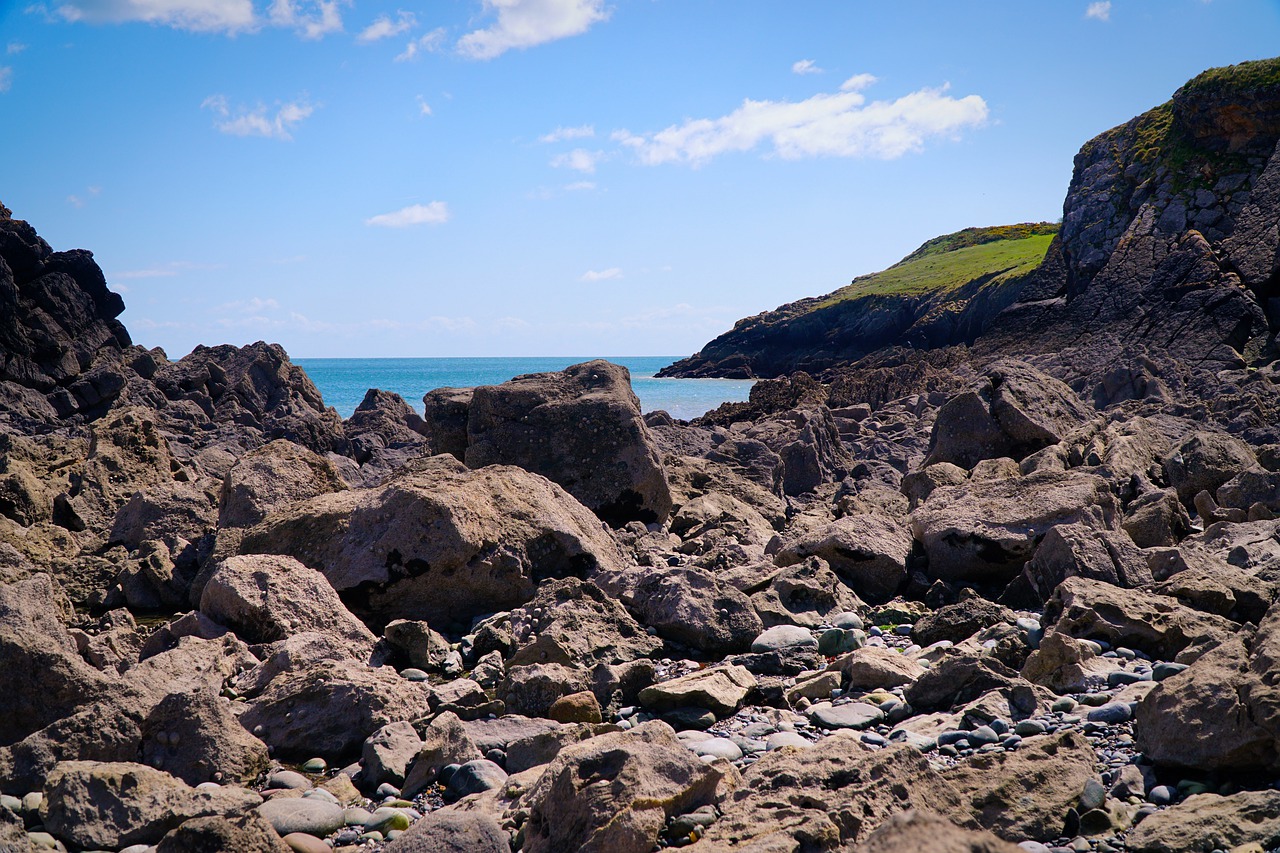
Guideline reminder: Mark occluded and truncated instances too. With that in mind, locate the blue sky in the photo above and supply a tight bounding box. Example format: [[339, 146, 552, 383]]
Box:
[[2, 0, 1278, 358]]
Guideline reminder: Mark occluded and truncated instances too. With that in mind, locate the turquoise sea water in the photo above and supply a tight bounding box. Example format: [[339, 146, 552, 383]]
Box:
[[294, 357, 754, 422]]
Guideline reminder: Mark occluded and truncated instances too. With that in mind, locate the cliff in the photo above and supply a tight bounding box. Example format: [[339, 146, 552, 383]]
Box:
[[665, 57, 1280, 387]]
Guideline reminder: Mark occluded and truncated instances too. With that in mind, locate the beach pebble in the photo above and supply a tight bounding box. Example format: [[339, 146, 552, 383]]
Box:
[[257, 798, 345, 837], [751, 625, 817, 653]]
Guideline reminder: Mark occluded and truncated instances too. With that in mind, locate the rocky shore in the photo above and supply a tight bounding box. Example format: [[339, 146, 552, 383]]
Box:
[[6, 56, 1280, 853]]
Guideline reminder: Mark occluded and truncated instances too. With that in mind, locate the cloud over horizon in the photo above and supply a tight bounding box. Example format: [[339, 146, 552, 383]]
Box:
[[612, 74, 989, 166], [457, 0, 608, 60], [365, 202, 451, 227]]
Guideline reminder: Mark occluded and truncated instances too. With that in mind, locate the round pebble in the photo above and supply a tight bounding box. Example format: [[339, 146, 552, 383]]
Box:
[[258, 798, 345, 837], [400, 668, 430, 682], [301, 757, 327, 774], [690, 737, 743, 761], [1086, 702, 1133, 724], [765, 732, 811, 751], [283, 832, 332, 853], [751, 624, 818, 653], [831, 612, 864, 629], [266, 770, 312, 791]]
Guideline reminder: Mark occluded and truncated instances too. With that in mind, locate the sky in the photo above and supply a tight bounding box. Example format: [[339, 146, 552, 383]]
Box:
[[1, 0, 1278, 359]]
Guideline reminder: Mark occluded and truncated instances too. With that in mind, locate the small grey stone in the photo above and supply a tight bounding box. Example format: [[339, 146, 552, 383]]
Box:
[[266, 770, 311, 791], [690, 738, 743, 761], [750, 625, 817, 653], [1080, 778, 1107, 812], [444, 759, 508, 801], [831, 612, 864, 630], [257, 798, 345, 837], [1086, 702, 1133, 724], [807, 701, 884, 730], [765, 732, 811, 750]]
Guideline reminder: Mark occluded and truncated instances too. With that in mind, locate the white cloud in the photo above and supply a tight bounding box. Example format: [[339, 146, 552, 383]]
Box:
[[217, 296, 281, 313], [0, 67, 11, 93], [612, 76, 988, 166], [357, 10, 414, 43], [580, 267, 622, 282], [539, 124, 594, 143], [365, 202, 451, 228], [67, 185, 101, 208], [564, 180, 596, 191], [268, 0, 344, 39], [792, 59, 821, 75], [202, 94, 316, 141], [1085, 1, 1111, 20], [396, 27, 445, 61], [53, 0, 255, 33], [840, 73, 877, 92], [416, 95, 432, 116], [550, 147, 602, 173], [457, 0, 608, 60], [6, 42, 27, 55], [112, 260, 222, 280]]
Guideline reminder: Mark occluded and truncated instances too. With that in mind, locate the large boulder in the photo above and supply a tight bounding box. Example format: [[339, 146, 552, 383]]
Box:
[[236, 454, 625, 631], [198, 554, 376, 661], [925, 361, 1090, 469], [39, 760, 261, 850], [0, 574, 116, 745], [748, 556, 865, 628], [1043, 576, 1237, 663], [604, 566, 762, 656], [1162, 430, 1256, 506], [851, 810, 1022, 853], [1008, 523, 1152, 606], [237, 658, 428, 758], [910, 471, 1120, 584], [1125, 790, 1280, 853], [503, 578, 662, 669], [517, 721, 727, 853], [138, 689, 269, 786], [384, 809, 510, 853], [699, 738, 973, 851], [774, 513, 912, 602], [216, 439, 346, 530], [637, 665, 756, 718], [940, 731, 1098, 841], [425, 360, 672, 526]]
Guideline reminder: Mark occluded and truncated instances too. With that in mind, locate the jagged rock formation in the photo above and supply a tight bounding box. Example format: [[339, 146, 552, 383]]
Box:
[[8, 57, 1280, 853]]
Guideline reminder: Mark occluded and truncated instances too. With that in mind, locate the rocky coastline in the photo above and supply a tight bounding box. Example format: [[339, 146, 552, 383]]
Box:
[[5, 57, 1280, 853]]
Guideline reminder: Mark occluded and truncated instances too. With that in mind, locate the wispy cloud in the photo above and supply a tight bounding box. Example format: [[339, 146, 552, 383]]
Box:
[[396, 26, 445, 61], [202, 94, 316, 141], [53, 0, 256, 33], [540, 124, 594, 143], [612, 74, 988, 166], [457, 0, 608, 60], [792, 59, 822, 75], [67, 185, 101, 208], [1085, 1, 1111, 20], [365, 202, 451, 227], [357, 9, 414, 43], [6, 43, 27, 55], [0, 67, 11, 93], [550, 148, 603, 173], [112, 260, 223, 280], [580, 267, 622, 282], [564, 180, 596, 192], [416, 95, 432, 116], [217, 296, 281, 313], [267, 0, 345, 39]]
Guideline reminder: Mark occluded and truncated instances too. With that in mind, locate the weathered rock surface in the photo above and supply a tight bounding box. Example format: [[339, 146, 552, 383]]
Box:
[[216, 439, 346, 530], [425, 360, 673, 525], [518, 721, 726, 853], [40, 761, 261, 849], [237, 455, 625, 631], [698, 738, 973, 850], [910, 471, 1119, 584], [941, 731, 1098, 841], [851, 810, 1023, 853], [1126, 790, 1280, 853], [774, 513, 911, 601], [199, 554, 376, 660], [384, 809, 510, 853]]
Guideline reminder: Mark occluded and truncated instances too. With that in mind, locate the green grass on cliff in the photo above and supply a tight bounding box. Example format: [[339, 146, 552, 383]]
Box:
[[813, 225, 1056, 308], [1180, 56, 1280, 97]]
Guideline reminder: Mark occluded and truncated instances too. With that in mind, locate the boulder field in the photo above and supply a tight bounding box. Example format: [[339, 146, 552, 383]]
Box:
[[6, 57, 1280, 853]]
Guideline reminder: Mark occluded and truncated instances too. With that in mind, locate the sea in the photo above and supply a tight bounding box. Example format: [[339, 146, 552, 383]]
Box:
[[294, 356, 755, 422]]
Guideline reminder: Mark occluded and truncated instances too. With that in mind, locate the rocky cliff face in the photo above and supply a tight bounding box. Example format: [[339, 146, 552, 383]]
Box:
[[668, 58, 1280, 392], [661, 224, 1057, 379]]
